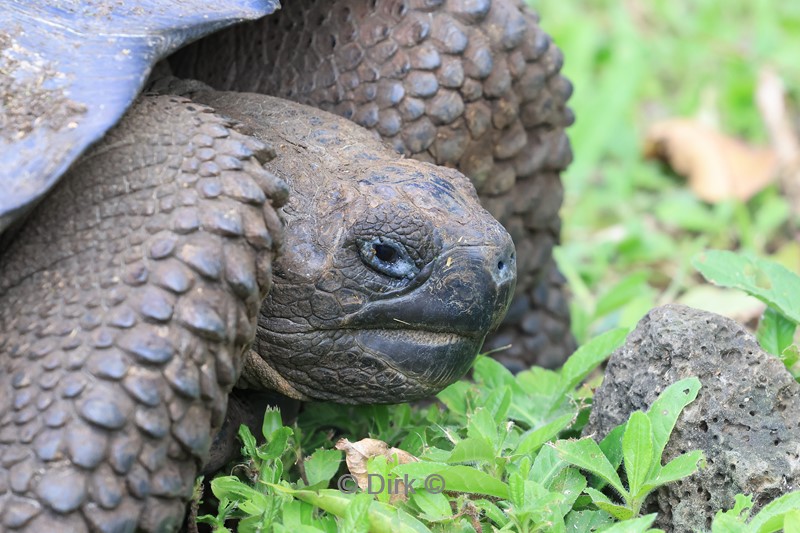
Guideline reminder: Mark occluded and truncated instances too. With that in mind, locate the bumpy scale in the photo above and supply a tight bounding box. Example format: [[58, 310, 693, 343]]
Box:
[[175, 0, 576, 368], [188, 91, 516, 404], [0, 86, 519, 529], [0, 95, 286, 531]]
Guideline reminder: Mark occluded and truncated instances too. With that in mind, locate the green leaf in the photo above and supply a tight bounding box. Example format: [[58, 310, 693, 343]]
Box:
[[270, 486, 432, 533], [238, 424, 258, 459], [274, 526, 330, 533], [584, 487, 634, 520], [646, 377, 701, 472], [712, 493, 754, 531], [473, 499, 509, 528], [366, 455, 392, 504], [596, 513, 658, 532], [530, 444, 568, 486], [711, 514, 750, 533], [435, 381, 471, 418], [655, 194, 719, 233], [410, 490, 452, 522], [549, 467, 588, 517], [517, 412, 576, 456], [210, 476, 269, 508], [303, 449, 342, 487], [483, 385, 512, 424], [692, 250, 800, 324], [565, 509, 614, 532], [197, 497, 235, 529], [262, 407, 283, 439], [781, 344, 800, 370], [757, 307, 797, 356], [551, 439, 627, 498], [599, 424, 626, 474], [508, 471, 525, 508], [595, 272, 651, 319], [340, 493, 371, 533], [730, 493, 755, 518], [558, 328, 629, 401], [641, 451, 705, 494], [748, 490, 800, 532], [783, 510, 800, 533], [466, 407, 499, 447], [448, 435, 496, 464], [362, 405, 391, 437], [622, 411, 654, 497], [514, 367, 563, 414], [393, 462, 509, 499], [281, 500, 334, 532], [259, 427, 293, 461], [473, 355, 517, 389]]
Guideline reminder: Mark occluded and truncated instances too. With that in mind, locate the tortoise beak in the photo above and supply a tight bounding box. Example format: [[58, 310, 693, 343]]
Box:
[[347, 239, 517, 392]]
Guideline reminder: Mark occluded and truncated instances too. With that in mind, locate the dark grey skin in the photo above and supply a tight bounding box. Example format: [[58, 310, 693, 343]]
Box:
[[0, 92, 514, 530], [0, 0, 575, 528], [176, 0, 575, 370], [198, 92, 516, 403], [4, 0, 575, 372]]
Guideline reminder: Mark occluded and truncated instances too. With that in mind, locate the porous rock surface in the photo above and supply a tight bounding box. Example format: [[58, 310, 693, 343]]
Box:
[[585, 304, 800, 532]]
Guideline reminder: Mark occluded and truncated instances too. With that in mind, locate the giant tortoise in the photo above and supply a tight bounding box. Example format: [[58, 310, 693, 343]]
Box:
[[0, 0, 573, 530]]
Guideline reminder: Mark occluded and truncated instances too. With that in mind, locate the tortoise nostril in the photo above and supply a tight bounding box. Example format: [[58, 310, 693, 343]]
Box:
[[492, 245, 516, 287]]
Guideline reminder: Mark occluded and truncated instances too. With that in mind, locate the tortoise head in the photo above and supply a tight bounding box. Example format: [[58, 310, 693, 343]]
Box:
[[194, 92, 516, 403], [250, 161, 516, 403]]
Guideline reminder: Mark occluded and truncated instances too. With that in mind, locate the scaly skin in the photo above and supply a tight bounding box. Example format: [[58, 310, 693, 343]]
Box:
[[190, 91, 516, 403], [174, 0, 576, 368], [0, 88, 516, 529], [0, 95, 286, 531]]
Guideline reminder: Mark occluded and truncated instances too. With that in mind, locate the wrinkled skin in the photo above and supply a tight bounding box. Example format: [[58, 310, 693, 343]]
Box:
[[0, 0, 571, 529], [192, 92, 516, 403], [176, 0, 575, 369], [0, 95, 281, 531], [0, 91, 514, 530]]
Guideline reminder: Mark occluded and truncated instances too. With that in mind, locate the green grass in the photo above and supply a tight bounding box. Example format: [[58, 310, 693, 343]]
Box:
[[530, 0, 799, 342]]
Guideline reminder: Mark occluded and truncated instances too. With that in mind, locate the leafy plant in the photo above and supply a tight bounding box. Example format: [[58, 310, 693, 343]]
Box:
[[552, 378, 705, 520], [711, 492, 800, 533], [197, 408, 302, 532], [196, 337, 709, 532], [693, 250, 800, 377]]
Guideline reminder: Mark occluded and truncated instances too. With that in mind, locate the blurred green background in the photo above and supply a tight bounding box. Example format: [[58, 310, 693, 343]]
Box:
[[529, 0, 800, 343]]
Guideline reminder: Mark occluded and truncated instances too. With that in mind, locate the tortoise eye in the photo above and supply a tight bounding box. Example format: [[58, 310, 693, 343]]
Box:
[[358, 238, 418, 279], [373, 243, 398, 263]]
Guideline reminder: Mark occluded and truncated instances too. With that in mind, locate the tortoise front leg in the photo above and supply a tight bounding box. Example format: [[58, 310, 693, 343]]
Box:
[[0, 95, 285, 531]]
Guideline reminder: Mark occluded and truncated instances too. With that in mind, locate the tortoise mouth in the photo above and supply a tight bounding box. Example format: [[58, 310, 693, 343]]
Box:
[[248, 325, 483, 404], [358, 327, 474, 345], [354, 327, 480, 372], [250, 243, 516, 403], [338, 327, 482, 402]]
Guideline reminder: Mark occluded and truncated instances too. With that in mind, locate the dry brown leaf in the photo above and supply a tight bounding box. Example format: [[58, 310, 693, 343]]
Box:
[[335, 437, 419, 502], [644, 118, 777, 202]]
